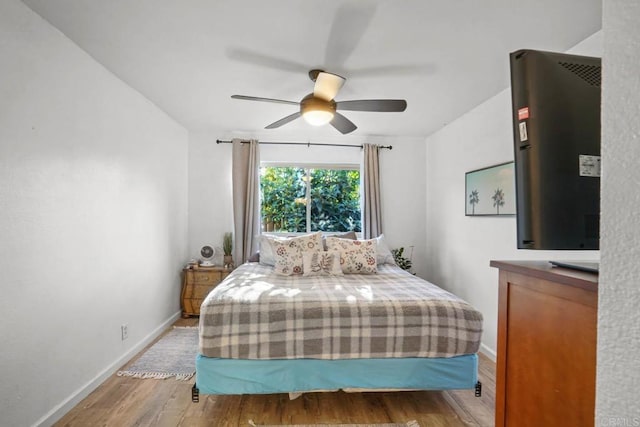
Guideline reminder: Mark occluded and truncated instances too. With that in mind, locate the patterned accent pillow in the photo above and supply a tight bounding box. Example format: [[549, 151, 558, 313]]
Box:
[[302, 251, 344, 276], [326, 237, 378, 274], [322, 230, 357, 250], [269, 232, 323, 275]]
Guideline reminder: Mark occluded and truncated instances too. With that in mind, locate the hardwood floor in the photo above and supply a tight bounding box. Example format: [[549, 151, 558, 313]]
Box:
[[54, 318, 495, 427]]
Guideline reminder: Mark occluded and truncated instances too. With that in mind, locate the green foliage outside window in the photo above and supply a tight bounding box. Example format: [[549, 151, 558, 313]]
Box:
[[260, 166, 361, 233]]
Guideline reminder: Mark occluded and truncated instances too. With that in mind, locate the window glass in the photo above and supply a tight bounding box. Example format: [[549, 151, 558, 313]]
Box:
[[260, 165, 361, 233]]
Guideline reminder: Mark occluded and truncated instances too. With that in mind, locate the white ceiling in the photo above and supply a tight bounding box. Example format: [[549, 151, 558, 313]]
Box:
[[22, 0, 601, 140]]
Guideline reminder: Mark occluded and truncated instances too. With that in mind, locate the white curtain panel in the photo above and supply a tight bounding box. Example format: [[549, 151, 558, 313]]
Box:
[[363, 143, 382, 239], [232, 138, 260, 264]]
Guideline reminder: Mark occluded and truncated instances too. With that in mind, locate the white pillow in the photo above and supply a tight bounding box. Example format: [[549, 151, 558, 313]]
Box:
[[375, 234, 396, 265], [258, 235, 278, 266], [302, 251, 343, 276], [326, 237, 378, 274]]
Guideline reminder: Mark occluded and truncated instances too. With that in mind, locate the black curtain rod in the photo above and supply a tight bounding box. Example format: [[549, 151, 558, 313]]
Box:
[[216, 139, 392, 150]]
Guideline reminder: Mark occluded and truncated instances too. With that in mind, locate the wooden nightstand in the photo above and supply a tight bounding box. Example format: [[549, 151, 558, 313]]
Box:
[[181, 267, 232, 317]]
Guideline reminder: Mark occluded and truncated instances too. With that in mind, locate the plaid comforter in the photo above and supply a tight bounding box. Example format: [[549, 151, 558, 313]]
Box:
[[199, 263, 483, 360]]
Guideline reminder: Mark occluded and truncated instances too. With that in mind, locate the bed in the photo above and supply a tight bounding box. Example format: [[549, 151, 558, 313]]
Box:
[[192, 260, 483, 400]]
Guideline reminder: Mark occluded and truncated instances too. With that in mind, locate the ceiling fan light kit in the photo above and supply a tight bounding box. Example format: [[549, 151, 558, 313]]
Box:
[[231, 69, 406, 134], [303, 109, 334, 126], [300, 94, 336, 126]]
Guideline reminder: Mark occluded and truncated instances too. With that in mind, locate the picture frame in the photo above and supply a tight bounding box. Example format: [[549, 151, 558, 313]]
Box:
[[465, 161, 516, 216]]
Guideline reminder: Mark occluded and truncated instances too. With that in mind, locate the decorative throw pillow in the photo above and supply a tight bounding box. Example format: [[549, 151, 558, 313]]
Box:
[[322, 231, 357, 250], [326, 237, 378, 274], [259, 233, 306, 266], [375, 234, 396, 265], [302, 251, 344, 276], [269, 232, 323, 275]]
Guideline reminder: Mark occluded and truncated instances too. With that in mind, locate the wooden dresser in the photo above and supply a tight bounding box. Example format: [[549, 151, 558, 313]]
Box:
[[181, 267, 232, 317], [490, 261, 598, 427]]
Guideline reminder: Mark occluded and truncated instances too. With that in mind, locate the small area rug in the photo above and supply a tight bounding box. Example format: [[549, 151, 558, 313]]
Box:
[[117, 326, 198, 381], [248, 422, 419, 427]]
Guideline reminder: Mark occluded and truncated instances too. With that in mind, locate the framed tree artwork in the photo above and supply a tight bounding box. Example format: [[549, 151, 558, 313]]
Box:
[[465, 161, 516, 216]]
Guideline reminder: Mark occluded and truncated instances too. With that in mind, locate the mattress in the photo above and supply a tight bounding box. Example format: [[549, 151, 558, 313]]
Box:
[[199, 262, 483, 360]]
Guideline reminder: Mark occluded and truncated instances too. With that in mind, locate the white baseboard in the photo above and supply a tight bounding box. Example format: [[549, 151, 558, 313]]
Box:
[[34, 311, 182, 427], [479, 342, 497, 362]]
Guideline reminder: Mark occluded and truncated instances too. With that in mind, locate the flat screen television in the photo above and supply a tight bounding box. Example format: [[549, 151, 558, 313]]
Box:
[[509, 49, 601, 250]]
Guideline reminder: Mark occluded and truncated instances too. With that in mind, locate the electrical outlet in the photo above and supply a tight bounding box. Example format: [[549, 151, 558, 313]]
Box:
[[121, 324, 128, 341]]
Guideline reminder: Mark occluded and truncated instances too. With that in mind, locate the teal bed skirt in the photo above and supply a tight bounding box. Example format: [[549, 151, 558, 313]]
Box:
[[195, 353, 478, 395]]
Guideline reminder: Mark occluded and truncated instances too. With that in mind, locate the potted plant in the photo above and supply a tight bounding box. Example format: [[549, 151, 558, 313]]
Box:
[[223, 232, 234, 269], [391, 247, 413, 273]]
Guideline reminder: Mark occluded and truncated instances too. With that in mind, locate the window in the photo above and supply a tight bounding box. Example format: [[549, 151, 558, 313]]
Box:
[[260, 164, 361, 233]]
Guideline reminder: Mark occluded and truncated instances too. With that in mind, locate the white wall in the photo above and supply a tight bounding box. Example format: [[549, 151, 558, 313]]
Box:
[[596, 2, 640, 424], [424, 32, 603, 357], [0, 1, 188, 426], [188, 132, 428, 277]]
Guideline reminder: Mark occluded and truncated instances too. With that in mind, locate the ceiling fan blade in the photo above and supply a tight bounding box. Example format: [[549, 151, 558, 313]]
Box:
[[313, 72, 346, 101], [231, 95, 298, 106], [347, 64, 437, 78], [330, 112, 357, 134], [325, 3, 377, 69], [336, 99, 407, 112], [226, 47, 309, 74], [265, 112, 302, 129]]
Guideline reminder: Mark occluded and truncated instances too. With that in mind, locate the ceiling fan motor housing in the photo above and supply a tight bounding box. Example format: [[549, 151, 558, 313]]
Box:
[[300, 93, 336, 115]]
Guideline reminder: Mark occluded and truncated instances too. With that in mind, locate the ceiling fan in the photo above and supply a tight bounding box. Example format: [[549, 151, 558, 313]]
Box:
[[231, 69, 407, 134]]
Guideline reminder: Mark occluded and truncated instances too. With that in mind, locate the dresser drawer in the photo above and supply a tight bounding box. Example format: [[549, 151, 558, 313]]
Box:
[[191, 283, 215, 299], [192, 271, 222, 284]]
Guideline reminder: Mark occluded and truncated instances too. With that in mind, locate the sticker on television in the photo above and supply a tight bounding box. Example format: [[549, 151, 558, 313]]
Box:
[[579, 155, 601, 177], [519, 122, 528, 142], [518, 107, 529, 120]]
